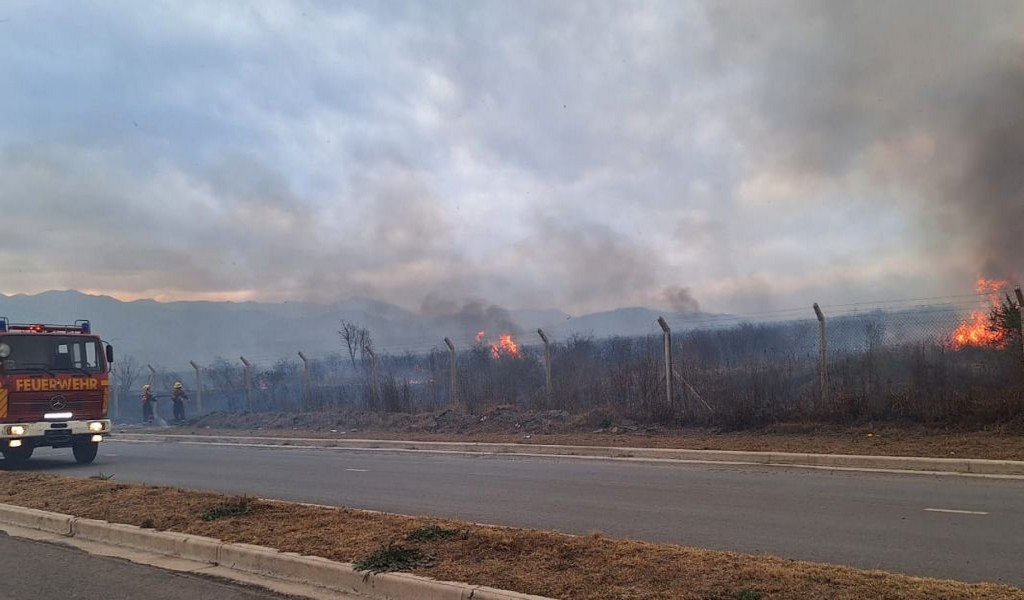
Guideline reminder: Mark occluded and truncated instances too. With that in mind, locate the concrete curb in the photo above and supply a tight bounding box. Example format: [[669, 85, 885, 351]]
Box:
[[113, 432, 1024, 477], [0, 503, 554, 600]]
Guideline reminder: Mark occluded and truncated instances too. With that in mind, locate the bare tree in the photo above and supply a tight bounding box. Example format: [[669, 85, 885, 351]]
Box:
[[338, 320, 373, 368], [111, 354, 141, 412]]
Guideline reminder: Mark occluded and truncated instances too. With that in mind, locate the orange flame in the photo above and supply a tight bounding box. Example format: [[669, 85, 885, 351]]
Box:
[[477, 331, 521, 358], [950, 278, 1009, 350], [492, 334, 521, 359]]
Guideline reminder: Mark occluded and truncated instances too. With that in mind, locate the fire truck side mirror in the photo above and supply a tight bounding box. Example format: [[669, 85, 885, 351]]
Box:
[[106, 344, 115, 365]]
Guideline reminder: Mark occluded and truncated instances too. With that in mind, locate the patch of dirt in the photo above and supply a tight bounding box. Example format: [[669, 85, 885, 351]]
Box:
[[0, 472, 1020, 600], [146, 407, 1024, 460]]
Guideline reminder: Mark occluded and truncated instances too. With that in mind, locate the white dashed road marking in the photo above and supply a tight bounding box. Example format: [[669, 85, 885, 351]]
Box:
[[345, 468, 370, 472], [924, 508, 989, 515]]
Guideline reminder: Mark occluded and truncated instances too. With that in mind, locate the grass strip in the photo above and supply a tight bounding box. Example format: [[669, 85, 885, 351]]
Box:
[[200, 495, 255, 521], [355, 542, 435, 574], [0, 472, 1020, 600], [405, 524, 463, 542]]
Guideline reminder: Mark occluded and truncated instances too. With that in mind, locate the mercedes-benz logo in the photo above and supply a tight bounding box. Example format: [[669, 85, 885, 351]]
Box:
[[50, 395, 67, 410]]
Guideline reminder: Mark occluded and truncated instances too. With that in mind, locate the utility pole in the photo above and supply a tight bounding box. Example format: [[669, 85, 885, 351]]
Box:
[[298, 351, 310, 410], [189, 360, 202, 415], [366, 347, 379, 408], [657, 317, 673, 409], [537, 328, 552, 403], [239, 356, 252, 412], [813, 303, 828, 403], [146, 364, 156, 385], [444, 337, 457, 408]]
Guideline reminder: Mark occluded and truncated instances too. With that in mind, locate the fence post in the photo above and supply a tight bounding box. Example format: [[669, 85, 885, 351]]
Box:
[[239, 356, 252, 411], [444, 337, 457, 408], [189, 360, 202, 415], [813, 303, 828, 402], [537, 328, 552, 403], [657, 317, 673, 408], [366, 347, 379, 408], [1015, 287, 1024, 377], [298, 351, 310, 409]]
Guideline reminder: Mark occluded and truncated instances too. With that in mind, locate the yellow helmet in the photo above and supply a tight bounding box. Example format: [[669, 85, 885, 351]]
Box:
[[142, 384, 151, 391], [173, 382, 183, 389]]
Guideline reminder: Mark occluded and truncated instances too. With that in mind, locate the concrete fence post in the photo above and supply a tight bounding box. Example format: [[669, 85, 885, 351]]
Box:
[[657, 317, 673, 409], [444, 337, 457, 408], [146, 364, 158, 420], [366, 347, 379, 407], [189, 360, 202, 415], [239, 356, 252, 412], [298, 351, 310, 410], [813, 303, 828, 403], [537, 328, 552, 403]]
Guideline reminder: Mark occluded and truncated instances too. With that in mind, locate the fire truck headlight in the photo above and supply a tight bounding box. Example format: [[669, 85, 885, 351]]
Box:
[[8, 425, 26, 436], [88, 421, 105, 432], [0, 343, 10, 358], [8, 439, 23, 448]]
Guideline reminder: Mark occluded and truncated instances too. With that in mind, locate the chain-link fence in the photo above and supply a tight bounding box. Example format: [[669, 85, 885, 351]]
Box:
[[110, 294, 1024, 429]]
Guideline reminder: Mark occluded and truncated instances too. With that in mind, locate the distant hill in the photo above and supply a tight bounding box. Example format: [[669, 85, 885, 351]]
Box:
[[541, 306, 719, 339], [0, 291, 720, 368]]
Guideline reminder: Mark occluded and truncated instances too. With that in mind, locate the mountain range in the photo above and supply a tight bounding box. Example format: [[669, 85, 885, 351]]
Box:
[[0, 290, 717, 368]]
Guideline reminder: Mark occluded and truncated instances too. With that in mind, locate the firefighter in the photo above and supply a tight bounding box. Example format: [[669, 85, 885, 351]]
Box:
[[171, 381, 188, 424], [141, 384, 155, 424]]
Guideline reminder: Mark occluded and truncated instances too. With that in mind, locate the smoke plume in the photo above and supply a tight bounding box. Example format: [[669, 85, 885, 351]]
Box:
[[420, 295, 521, 338], [709, 1, 1024, 282], [664, 286, 700, 314]]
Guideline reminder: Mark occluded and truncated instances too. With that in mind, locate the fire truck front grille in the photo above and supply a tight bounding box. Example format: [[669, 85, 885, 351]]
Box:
[[8, 397, 102, 420]]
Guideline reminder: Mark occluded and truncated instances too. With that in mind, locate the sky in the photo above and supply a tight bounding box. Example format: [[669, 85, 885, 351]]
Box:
[[1, 1, 1022, 316]]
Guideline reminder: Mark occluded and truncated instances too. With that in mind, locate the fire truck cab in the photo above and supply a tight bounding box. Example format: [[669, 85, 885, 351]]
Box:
[[0, 318, 113, 465]]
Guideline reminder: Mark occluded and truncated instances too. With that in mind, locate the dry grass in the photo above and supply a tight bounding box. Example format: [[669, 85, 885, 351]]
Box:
[[151, 425, 1024, 461], [1, 472, 1021, 600]]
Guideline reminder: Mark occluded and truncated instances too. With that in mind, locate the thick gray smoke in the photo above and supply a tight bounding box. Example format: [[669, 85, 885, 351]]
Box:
[[945, 62, 1024, 278], [663, 286, 699, 314], [420, 295, 521, 338], [709, 1, 1024, 281]]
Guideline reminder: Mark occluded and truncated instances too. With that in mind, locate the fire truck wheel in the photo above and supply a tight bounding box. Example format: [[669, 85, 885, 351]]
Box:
[[2, 446, 34, 464], [72, 441, 99, 464]]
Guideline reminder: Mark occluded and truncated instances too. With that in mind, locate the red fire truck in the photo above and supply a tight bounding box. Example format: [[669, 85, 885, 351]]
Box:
[[0, 318, 113, 465]]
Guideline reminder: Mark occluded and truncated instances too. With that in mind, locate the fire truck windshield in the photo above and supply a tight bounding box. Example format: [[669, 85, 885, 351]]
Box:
[[0, 335, 104, 374]]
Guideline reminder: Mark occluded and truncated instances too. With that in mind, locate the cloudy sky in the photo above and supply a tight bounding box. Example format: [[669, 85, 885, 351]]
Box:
[[1, 1, 1022, 315]]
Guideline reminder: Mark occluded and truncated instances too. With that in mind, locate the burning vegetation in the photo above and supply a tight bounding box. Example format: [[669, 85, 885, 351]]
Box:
[[949, 278, 1020, 350], [476, 331, 521, 359]]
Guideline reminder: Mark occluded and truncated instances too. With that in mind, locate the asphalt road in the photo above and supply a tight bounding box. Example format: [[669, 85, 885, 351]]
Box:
[[0, 533, 301, 600], [10, 440, 1024, 586]]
